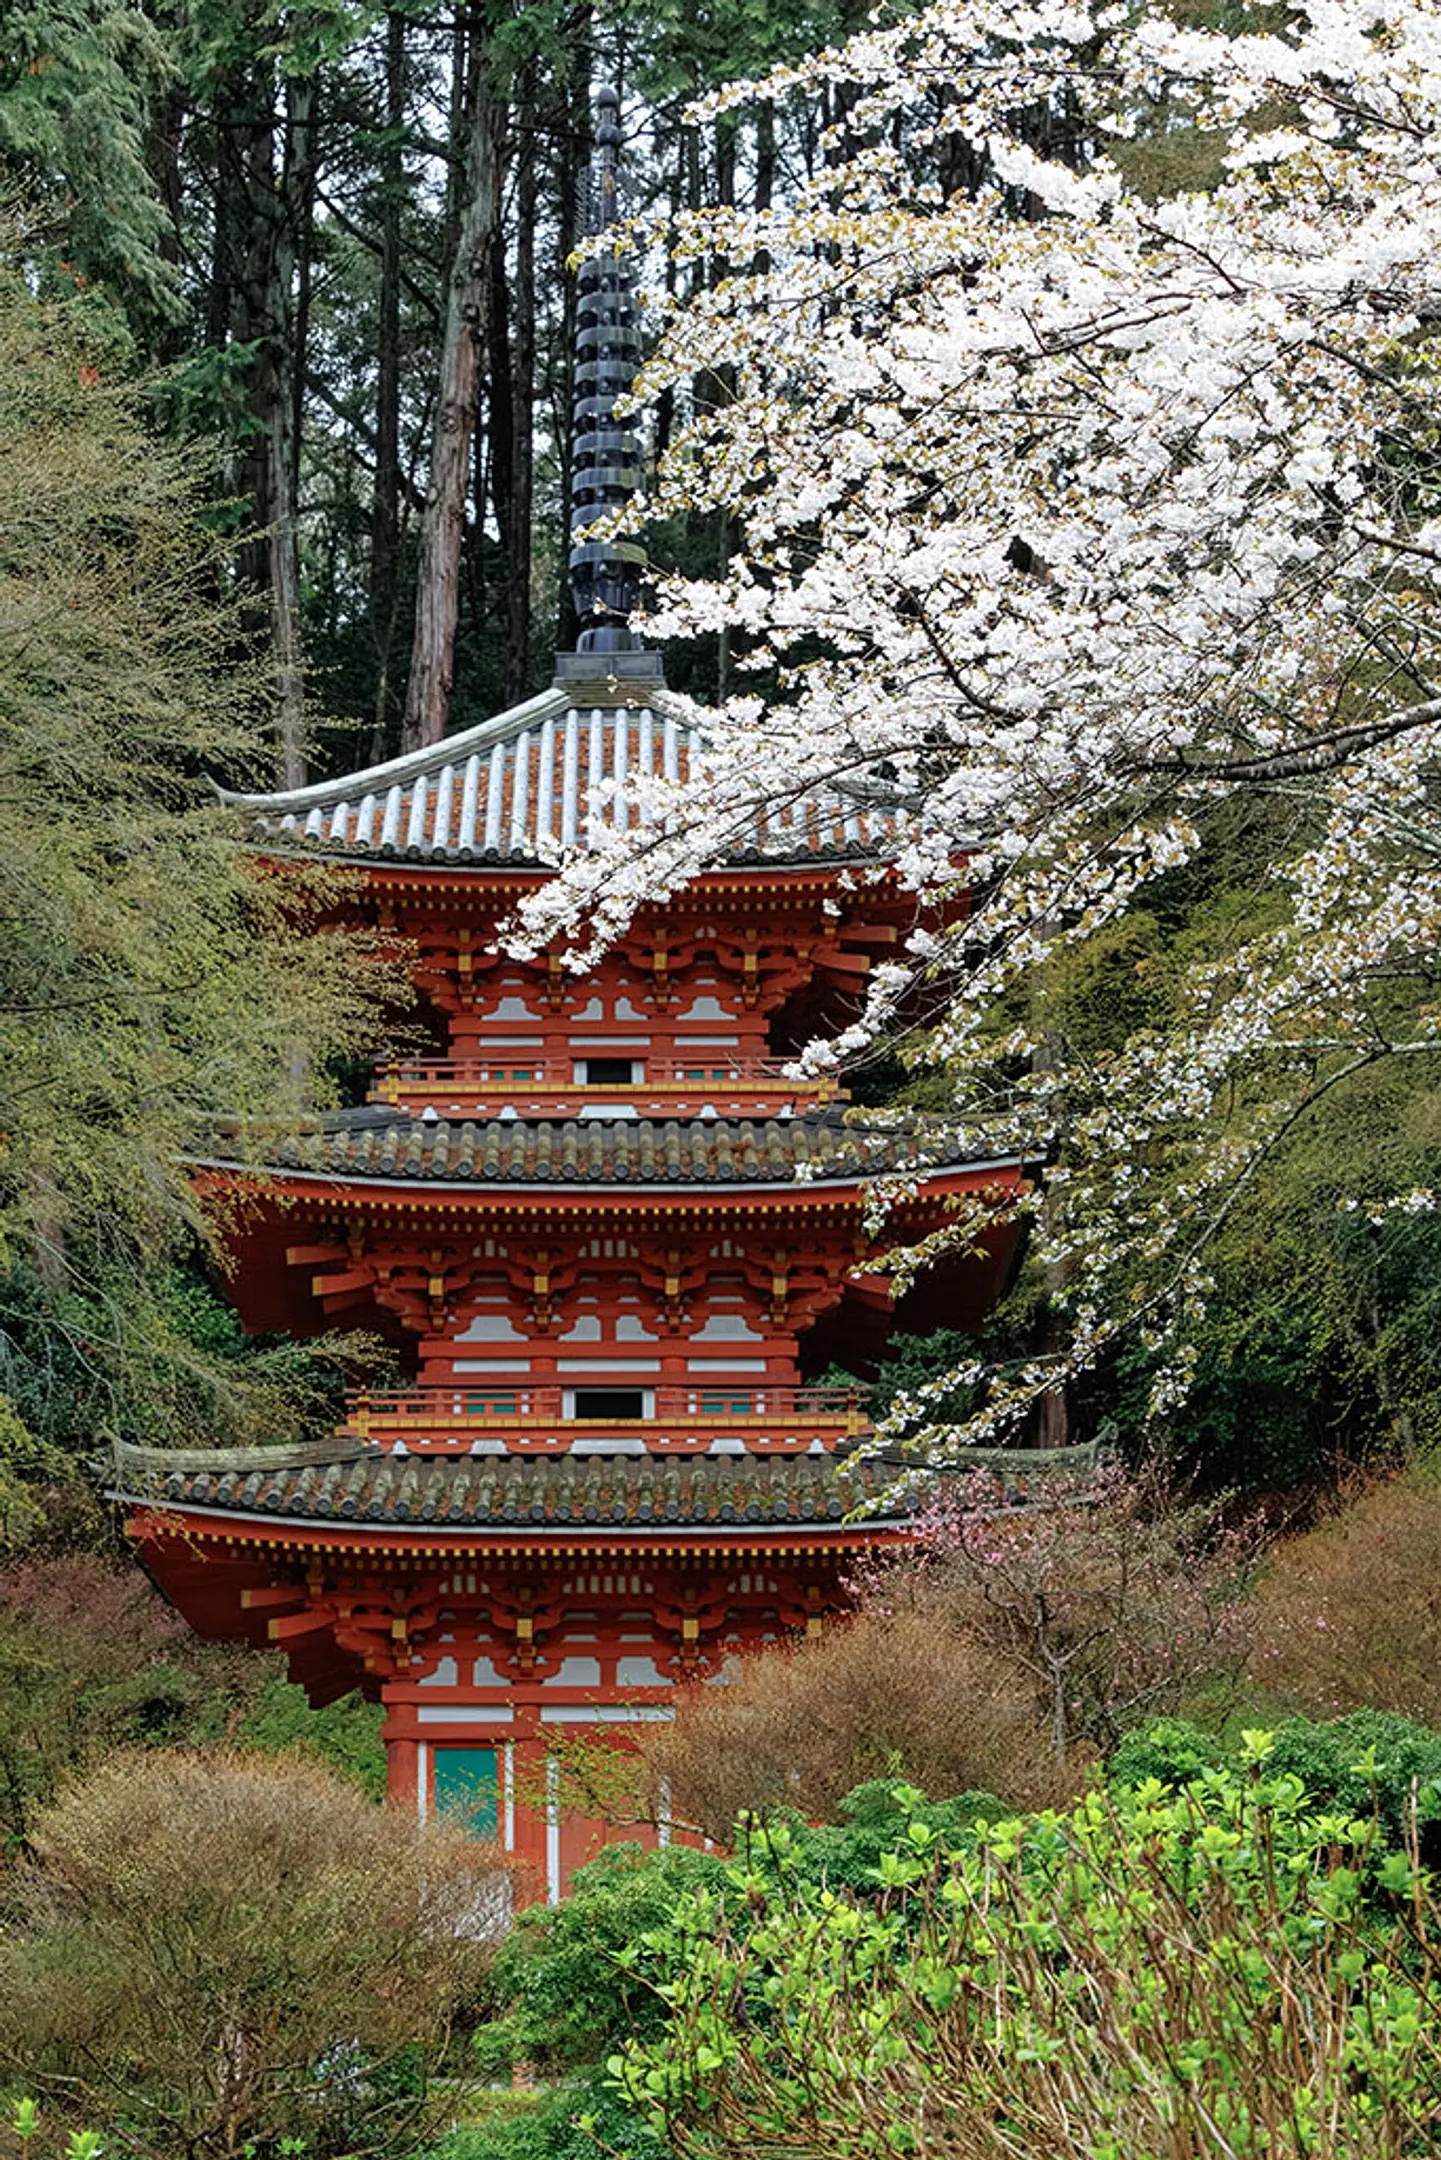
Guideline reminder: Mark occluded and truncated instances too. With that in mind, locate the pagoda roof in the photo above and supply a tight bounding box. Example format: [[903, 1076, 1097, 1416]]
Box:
[[113, 1436, 908, 1534], [201, 1104, 1016, 1191], [218, 676, 901, 869], [112, 1435, 1100, 1541]]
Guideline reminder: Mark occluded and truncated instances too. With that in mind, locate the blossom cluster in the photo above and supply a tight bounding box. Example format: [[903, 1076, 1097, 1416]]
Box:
[[520, 0, 1441, 1448]]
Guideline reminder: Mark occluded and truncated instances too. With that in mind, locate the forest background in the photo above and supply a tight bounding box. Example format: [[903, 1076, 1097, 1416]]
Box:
[[1, 0, 1440, 1815], [3, 0, 1441, 2153], [3, 0, 1438, 1531]]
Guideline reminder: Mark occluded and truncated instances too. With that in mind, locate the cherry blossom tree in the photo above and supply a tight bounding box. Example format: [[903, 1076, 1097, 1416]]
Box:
[[523, 0, 1441, 1451]]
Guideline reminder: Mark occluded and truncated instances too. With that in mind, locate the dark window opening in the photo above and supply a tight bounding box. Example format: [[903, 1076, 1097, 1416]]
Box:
[[571, 1387, 647, 1420], [583, 1057, 639, 1085]]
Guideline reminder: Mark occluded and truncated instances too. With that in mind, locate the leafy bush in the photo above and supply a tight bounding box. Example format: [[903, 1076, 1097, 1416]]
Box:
[[425, 2080, 670, 2160], [483, 1843, 726, 2073], [236, 1668, 387, 1798], [744, 1779, 1007, 1897], [0, 1750, 507, 2160], [1111, 1711, 1441, 1857], [617, 1748, 1441, 2160]]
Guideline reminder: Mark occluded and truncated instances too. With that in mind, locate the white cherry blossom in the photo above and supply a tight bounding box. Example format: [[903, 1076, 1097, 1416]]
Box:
[[518, 0, 1441, 1449]]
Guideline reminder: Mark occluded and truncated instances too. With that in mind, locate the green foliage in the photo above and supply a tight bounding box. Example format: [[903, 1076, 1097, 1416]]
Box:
[[0, 8, 179, 325], [236, 1668, 387, 1798], [0, 1255, 376, 1478], [427, 2079, 671, 2160], [483, 1843, 727, 2072], [9, 2094, 104, 2160], [0, 250, 396, 1469], [1110, 1712, 1441, 1853], [1101, 1071, 1441, 1488], [618, 1763, 1441, 2160], [923, 793, 1441, 1487], [764, 1779, 1008, 1896], [866, 1332, 981, 1424], [1105, 1714, 1224, 1792], [0, 1393, 73, 1557]]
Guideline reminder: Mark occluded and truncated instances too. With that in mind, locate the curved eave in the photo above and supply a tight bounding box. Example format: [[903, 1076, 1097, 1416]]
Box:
[[117, 1498, 916, 1556], [214, 686, 573, 814], [238, 838, 892, 878], [185, 1156, 1031, 1204]]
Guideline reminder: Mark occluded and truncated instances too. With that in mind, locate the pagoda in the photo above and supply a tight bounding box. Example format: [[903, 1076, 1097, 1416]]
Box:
[[114, 91, 1028, 1901]]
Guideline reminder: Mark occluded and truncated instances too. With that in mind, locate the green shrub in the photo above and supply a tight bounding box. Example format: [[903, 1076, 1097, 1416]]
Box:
[[483, 1843, 726, 2072], [236, 1668, 387, 1797], [1110, 1710, 1441, 1853], [617, 1746, 1441, 2160], [426, 2079, 669, 2160], [738, 1779, 1007, 1896], [1106, 1714, 1221, 1790]]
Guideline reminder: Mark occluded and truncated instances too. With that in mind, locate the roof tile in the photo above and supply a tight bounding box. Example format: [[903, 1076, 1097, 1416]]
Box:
[[219, 688, 902, 869], [114, 1441, 914, 1532], [206, 1106, 997, 1188]]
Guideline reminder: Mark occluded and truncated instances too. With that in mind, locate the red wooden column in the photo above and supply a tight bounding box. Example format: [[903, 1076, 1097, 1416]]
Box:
[[385, 1726, 420, 1810]]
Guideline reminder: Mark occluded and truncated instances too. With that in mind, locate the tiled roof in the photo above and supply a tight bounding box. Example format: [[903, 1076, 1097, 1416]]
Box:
[[217, 682, 900, 867], [113, 1439, 906, 1531], [112, 1438, 1102, 1535], [204, 1106, 1001, 1188]]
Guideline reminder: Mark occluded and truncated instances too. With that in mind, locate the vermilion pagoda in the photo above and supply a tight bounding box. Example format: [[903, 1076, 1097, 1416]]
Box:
[[114, 92, 1028, 1900]]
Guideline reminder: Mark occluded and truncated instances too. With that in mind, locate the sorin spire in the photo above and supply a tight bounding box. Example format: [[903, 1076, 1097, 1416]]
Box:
[[566, 83, 647, 657]]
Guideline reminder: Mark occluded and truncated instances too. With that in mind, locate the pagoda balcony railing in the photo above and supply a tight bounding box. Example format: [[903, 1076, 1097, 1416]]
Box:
[[344, 1382, 872, 1457], [368, 1055, 839, 1115]]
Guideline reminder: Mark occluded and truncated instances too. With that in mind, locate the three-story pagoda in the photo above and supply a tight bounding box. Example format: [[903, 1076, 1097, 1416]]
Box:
[[114, 91, 1028, 1899]]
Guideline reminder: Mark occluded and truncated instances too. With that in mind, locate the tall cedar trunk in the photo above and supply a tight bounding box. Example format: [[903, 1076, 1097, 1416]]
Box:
[[206, 140, 234, 364], [506, 68, 537, 702], [403, 30, 506, 752], [226, 65, 313, 785], [147, 85, 188, 361], [289, 77, 317, 511], [370, 9, 406, 757], [487, 227, 515, 647]]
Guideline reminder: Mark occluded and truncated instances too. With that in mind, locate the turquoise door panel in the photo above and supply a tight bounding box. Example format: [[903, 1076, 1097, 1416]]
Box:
[[433, 1745, 499, 1837]]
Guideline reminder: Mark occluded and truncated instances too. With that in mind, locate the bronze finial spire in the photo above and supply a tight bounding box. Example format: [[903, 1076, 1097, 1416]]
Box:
[[566, 83, 647, 659]]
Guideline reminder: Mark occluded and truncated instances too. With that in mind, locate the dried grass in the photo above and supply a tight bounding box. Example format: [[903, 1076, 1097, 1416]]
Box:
[[647, 1609, 1085, 1841], [1251, 1455, 1441, 1721], [0, 1748, 510, 2160]]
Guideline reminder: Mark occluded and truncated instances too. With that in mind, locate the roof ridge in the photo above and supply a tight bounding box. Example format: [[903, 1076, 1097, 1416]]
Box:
[[112, 1435, 374, 1475]]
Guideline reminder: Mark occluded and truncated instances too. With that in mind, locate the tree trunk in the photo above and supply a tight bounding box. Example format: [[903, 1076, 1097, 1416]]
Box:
[[487, 219, 515, 646], [225, 64, 313, 786], [402, 37, 506, 752], [754, 99, 775, 216], [370, 8, 407, 758], [147, 84, 188, 361], [289, 75, 317, 513], [505, 67, 536, 703]]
